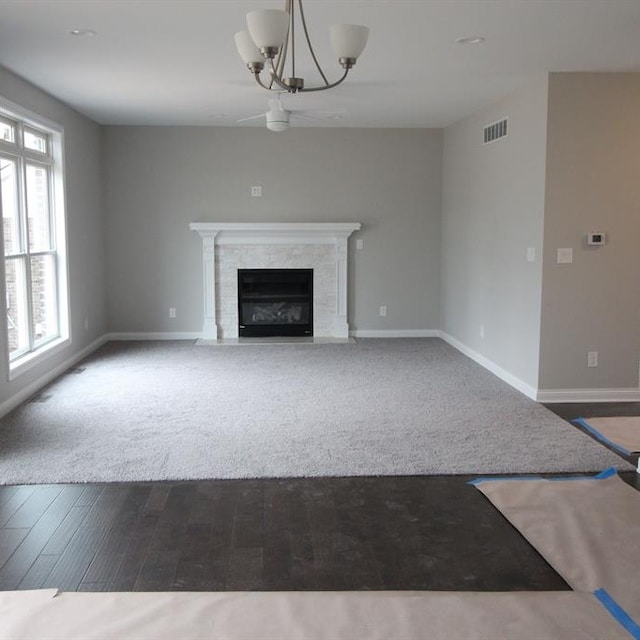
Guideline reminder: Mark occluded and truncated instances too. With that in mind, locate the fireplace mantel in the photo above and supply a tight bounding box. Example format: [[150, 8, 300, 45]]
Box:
[[189, 222, 361, 244], [189, 222, 361, 340]]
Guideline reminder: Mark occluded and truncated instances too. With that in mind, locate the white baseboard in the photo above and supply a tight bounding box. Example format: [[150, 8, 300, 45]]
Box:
[[0, 334, 110, 420], [350, 329, 440, 338], [537, 388, 640, 403], [439, 332, 640, 404], [439, 331, 538, 400], [107, 332, 201, 341]]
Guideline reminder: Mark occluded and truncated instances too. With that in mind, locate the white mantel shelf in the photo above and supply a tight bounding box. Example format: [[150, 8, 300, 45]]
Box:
[[189, 222, 361, 244], [189, 222, 361, 340]]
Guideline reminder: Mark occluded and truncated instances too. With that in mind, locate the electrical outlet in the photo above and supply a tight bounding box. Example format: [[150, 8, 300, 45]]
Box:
[[251, 186, 262, 197], [169, 307, 176, 319], [379, 305, 387, 317], [587, 351, 598, 368], [356, 238, 364, 250]]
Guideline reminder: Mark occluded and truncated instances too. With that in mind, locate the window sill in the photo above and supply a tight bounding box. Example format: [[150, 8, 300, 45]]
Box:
[[9, 336, 70, 381]]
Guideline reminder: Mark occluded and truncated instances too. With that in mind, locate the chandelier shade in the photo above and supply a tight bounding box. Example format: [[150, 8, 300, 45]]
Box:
[[234, 31, 263, 65], [246, 9, 289, 51], [235, 0, 369, 95], [330, 24, 370, 60]]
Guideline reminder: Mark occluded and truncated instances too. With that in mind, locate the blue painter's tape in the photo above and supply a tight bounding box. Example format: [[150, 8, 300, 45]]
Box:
[[467, 475, 540, 486], [595, 467, 618, 479], [547, 467, 618, 482], [594, 589, 640, 639], [468, 468, 618, 486], [573, 417, 633, 456]]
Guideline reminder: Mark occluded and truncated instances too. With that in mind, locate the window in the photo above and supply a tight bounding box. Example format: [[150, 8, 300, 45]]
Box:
[[1, 101, 68, 376], [0, 117, 15, 143]]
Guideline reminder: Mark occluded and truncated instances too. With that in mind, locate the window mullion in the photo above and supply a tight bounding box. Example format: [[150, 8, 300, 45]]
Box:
[[3, 251, 27, 260], [16, 154, 28, 256], [24, 256, 34, 351], [47, 165, 55, 252], [17, 152, 36, 352]]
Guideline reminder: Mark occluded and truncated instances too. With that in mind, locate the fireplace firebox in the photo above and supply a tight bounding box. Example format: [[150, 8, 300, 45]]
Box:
[[238, 269, 313, 337]]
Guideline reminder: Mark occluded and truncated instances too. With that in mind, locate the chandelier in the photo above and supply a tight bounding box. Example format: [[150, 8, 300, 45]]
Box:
[[234, 0, 369, 94]]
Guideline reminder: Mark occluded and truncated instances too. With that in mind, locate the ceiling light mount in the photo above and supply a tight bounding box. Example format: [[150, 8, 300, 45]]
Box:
[[235, 0, 369, 94]]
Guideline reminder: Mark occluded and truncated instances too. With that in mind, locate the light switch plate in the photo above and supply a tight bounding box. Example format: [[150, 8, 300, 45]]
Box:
[[526, 247, 536, 263], [557, 248, 573, 264]]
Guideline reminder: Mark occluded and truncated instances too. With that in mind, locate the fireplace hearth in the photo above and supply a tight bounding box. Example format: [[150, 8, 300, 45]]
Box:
[[238, 269, 313, 337]]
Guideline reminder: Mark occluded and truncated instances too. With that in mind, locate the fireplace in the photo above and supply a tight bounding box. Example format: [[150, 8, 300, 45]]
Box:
[[238, 269, 313, 337], [189, 222, 361, 340]]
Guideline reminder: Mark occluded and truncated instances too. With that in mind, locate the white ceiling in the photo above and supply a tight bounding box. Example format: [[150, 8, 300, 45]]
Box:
[[1, 0, 639, 129]]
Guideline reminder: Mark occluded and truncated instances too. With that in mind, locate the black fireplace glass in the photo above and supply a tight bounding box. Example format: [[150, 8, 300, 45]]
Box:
[[238, 269, 313, 337]]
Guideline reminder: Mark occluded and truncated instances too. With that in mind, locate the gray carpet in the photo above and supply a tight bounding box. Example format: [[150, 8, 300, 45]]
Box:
[[0, 339, 632, 484]]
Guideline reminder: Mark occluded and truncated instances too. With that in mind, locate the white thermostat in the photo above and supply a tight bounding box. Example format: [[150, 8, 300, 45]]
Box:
[[587, 232, 606, 246]]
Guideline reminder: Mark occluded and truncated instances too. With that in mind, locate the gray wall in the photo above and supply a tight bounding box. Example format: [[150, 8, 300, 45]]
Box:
[[539, 73, 640, 390], [441, 76, 549, 389], [4, 66, 638, 408], [102, 127, 442, 334], [0, 66, 106, 408]]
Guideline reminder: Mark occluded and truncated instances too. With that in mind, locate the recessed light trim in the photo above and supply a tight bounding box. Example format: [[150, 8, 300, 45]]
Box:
[[69, 28, 97, 37], [456, 36, 485, 45]]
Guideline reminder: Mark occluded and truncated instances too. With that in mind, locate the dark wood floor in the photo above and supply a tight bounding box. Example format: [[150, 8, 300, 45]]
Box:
[[547, 400, 640, 421], [0, 402, 637, 593]]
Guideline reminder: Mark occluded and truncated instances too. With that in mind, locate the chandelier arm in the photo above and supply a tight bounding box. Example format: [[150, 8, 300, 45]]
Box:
[[299, 68, 349, 92], [271, 40, 286, 89], [297, 0, 329, 85], [267, 60, 296, 91], [290, 0, 295, 79], [272, 0, 292, 88], [253, 72, 280, 92]]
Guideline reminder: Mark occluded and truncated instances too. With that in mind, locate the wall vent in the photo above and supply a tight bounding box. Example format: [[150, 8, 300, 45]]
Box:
[[483, 118, 508, 144]]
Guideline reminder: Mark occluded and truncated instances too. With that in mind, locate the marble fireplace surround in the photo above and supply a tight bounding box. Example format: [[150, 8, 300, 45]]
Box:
[[189, 222, 361, 340]]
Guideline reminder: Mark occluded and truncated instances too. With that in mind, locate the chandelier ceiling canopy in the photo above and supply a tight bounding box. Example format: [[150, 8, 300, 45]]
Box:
[[235, 0, 369, 94]]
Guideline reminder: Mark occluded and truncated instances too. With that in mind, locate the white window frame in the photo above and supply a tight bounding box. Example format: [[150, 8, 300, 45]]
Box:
[[0, 96, 70, 380]]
